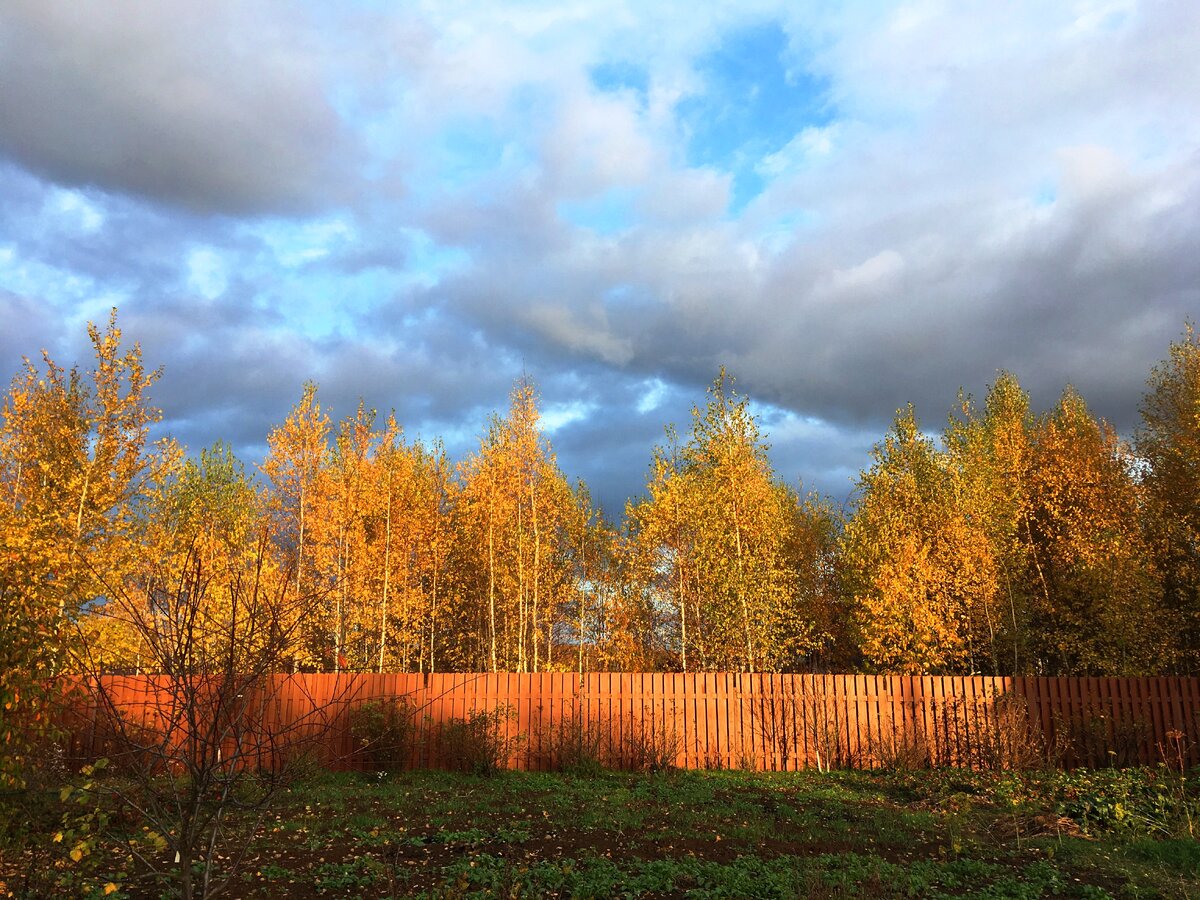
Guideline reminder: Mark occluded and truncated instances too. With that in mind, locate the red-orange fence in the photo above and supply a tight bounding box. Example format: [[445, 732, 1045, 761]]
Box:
[[58, 673, 1200, 772]]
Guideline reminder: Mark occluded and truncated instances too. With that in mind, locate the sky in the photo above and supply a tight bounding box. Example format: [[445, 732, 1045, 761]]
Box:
[[1, 1, 1198, 519]]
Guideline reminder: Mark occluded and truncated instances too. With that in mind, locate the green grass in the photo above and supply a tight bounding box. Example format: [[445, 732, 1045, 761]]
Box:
[[5, 764, 1200, 897]]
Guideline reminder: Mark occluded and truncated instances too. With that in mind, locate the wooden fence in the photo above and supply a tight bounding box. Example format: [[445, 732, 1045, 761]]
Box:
[[59, 673, 1200, 772]]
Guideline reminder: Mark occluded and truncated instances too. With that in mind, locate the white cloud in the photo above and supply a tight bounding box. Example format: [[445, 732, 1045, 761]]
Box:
[[540, 399, 596, 433], [47, 189, 104, 234], [525, 303, 634, 366], [757, 124, 840, 178]]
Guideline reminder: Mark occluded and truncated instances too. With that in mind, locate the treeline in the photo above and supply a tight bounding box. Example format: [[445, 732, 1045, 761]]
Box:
[[1, 312, 1198, 681]]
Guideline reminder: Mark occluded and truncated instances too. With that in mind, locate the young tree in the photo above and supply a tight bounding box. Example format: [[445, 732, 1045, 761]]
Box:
[[779, 491, 846, 670], [624, 428, 700, 669], [75, 530, 344, 898], [1024, 388, 1167, 674], [449, 380, 577, 671], [626, 371, 832, 672], [842, 406, 985, 673], [561, 481, 617, 674], [413, 440, 455, 673], [312, 402, 376, 671], [261, 383, 330, 669], [0, 310, 166, 783], [943, 373, 1036, 673], [1138, 324, 1200, 670]]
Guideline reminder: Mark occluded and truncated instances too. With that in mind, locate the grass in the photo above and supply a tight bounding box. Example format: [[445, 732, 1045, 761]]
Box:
[[4, 765, 1200, 897]]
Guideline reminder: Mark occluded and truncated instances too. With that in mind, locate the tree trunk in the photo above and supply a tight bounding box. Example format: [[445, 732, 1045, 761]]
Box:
[[488, 503, 497, 672], [378, 487, 392, 673]]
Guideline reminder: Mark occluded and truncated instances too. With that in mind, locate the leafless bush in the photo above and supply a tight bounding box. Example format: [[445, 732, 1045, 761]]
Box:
[[1064, 704, 1148, 768], [540, 706, 606, 775], [739, 677, 858, 772], [604, 706, 681, 772], [963, 693, 1055, 771], [66, 539, 354, 899], [866, 707, 934, 771]]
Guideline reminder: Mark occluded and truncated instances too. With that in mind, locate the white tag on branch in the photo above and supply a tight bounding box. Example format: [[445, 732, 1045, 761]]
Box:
[[175, 851, 181, 863]]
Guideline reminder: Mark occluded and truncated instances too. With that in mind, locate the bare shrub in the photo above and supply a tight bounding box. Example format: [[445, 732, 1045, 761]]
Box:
[[796, 678, 854, 772], [1066, 705, 1148, 768], [605, 707, 680, 772], [541, 707, 605, 775], [866, 711, 933, 771], [965, 693, 1055, 771], [744, 683, 792, 771], [65, 540, 354, 899]]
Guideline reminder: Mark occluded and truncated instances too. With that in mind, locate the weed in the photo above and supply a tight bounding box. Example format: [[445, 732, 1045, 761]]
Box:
[[6, 764, 1197, 897], [1156, 728, 1199, 837], [867, 718, 933, 771], [1067, 705, 1149, 768], [963, 692, 1060, 771], [312, 857, 384, 893]]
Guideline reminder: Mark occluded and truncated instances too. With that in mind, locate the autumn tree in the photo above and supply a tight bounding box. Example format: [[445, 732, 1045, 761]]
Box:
[[626, 371, 834, 672], [365, 414, 415, 672], [75, 531, 344, 899], [1023, 387, 1167, 674], [624, 428, 700, 669], [841, 405, 987, 673], [308, 402, 377, 671], [412, 439, 455, 672], [80, 442, 273, 672], [1138, 324, 1200, 670], [353, 414, 447, 673], [261, 383, 330, 669], [0, 311, 167, 782], [561, 481, 618, 673], [942, 373, 1037, 673], [780, 491, 846, 670], [448, 380, 578, 671]]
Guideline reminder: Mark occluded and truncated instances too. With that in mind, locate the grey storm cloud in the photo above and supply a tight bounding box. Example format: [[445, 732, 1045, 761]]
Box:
[[0, 2, 356, 215]]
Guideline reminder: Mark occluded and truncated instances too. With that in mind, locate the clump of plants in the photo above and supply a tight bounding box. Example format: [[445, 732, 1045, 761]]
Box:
[[440, 705, 523, 775], [542, 709, 606, 776], [609, 711, 680, 772], [349, 696, 418, 771]]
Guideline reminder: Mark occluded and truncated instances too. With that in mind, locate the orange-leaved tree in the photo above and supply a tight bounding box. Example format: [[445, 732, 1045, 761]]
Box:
[[1023, 387, 1167, 674], [448, 379, 578, 671], [626, 371, 835, 672], [942, 372, 1035, 673], [1138, 324, 1200, 671], [841, 405, 987, 673], [261, 382, 330, 669], [0, 309, 167, 783]]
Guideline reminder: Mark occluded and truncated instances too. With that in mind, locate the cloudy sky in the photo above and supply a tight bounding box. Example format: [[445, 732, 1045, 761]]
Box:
[[2, 1, 1197, 517]]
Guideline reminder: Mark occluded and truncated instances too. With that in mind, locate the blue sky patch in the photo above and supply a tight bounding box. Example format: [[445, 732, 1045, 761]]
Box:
[[557, 187, 637, 235], [677, 21, 832, 213], [589, 60, 650, 100]]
